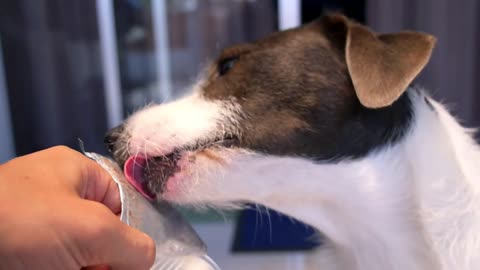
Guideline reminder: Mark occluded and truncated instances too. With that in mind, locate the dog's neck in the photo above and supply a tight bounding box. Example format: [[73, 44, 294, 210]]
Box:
[[402, 94, 480, 270], [218, 91, 480, 270]]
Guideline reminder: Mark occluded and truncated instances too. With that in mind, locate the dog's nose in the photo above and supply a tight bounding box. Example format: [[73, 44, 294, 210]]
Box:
[[104, 124, 124, 153]]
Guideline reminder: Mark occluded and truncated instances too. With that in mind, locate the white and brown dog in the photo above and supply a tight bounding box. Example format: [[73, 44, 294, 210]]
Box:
[[105, 14, 480, 270]]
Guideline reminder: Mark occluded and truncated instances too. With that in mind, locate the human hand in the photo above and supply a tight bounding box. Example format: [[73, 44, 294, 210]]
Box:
[[0, 146, 155, 270]]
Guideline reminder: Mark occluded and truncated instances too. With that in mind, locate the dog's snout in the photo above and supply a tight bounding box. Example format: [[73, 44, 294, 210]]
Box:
[[104, 124, 124, 153]]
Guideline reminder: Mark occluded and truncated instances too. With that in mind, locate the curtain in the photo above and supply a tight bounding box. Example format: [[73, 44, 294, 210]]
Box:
[[0, 0, 108, 155]]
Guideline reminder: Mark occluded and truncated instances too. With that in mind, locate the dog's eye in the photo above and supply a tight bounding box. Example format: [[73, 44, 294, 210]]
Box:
[[218, 57, 238, 76]]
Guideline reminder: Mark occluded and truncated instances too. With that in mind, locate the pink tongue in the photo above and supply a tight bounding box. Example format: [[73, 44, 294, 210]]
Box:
[[123, 156, 156, 201]]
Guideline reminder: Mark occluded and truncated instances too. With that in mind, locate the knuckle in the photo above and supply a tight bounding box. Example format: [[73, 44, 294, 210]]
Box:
[[49, 145, 73, 154], [47, 145, 88, 170], [128, 232, 156, 270], [70, 205, 117, 265], [140, 237, 156, 269], [84, 206, 116, 241]]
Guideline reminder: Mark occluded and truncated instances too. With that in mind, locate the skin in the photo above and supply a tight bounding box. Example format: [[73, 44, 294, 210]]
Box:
[[0, 146, 155, 270]]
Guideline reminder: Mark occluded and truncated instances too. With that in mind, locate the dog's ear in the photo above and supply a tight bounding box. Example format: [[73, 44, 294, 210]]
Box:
[[346, 24, 436, 108], [318, 14, 436, 108]]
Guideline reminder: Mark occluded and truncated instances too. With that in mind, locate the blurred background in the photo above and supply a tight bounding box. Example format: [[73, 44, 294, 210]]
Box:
[[0, 0, 478, 269]]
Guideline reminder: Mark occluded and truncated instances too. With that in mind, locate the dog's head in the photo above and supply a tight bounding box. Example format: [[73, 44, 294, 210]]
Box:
[[105, 14, 435, 206]]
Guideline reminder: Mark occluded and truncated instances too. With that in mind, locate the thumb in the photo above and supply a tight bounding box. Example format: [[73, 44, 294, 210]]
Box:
[[80, 159, 123, 215], [109, 221, 156, 270], [79, 203, 156, 270]]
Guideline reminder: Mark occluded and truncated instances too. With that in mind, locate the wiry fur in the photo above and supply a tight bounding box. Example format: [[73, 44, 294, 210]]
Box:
[[118, 84, 242, 161], [105, 13, 480, 269], [119, 88, 480, 270]]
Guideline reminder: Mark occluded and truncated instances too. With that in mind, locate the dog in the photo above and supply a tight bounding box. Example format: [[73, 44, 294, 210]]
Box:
[[105, 14, 480, 270]]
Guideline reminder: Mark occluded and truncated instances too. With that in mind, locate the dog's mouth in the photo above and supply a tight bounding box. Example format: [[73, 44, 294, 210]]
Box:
[[123, 135, 239, 201]]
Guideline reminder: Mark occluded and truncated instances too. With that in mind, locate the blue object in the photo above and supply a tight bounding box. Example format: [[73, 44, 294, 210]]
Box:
[[232, 206, 321, 252]]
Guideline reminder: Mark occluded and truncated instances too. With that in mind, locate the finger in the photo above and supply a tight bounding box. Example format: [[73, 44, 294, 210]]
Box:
[[80, 158, 122, 214], [82, 265, 111, 270], [109, 222, 156, 270], [79, 204, 156, 270], [33, 146, 122, 214]]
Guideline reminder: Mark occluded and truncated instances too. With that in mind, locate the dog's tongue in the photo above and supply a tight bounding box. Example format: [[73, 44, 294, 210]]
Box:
[[123, 157, 156, 201]]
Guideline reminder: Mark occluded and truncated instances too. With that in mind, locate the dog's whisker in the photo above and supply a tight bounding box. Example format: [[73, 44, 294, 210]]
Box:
[[265, 207, 273, 243]]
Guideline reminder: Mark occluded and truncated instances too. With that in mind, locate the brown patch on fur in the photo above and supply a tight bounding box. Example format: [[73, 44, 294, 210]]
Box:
[[197, 149, 227, 165], [107, 13, 429, 164], [346, 22, 436, 108], [200, 18, 357, 157], [194, 13, 426, 159], [316, 13, 436, 108]]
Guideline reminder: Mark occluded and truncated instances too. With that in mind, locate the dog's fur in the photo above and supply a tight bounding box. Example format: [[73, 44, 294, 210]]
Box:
[[106, 14, 480, 270]]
